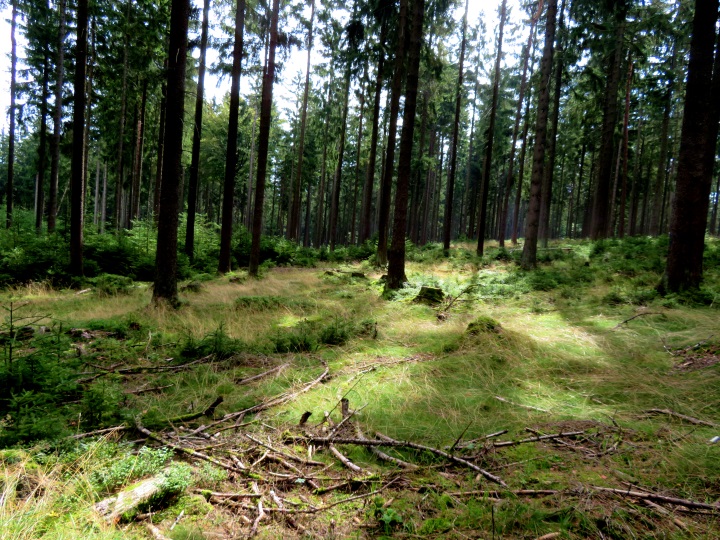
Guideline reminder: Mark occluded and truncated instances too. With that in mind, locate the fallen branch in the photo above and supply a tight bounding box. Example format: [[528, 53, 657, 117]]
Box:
[[490, 431, 586, 449], [446, 489, 559, 498], [245, 434, 324, 466], [357, 425, 417, 470], [612, 312, 664, 330], [591, 486, 720, 511], [643, 409, 718, 428], [287, 433, 506, 486], [329, 443, 365, 473], [125, 384, 174, 395], [494, 395, 549, 413], [235, 363, 289, 386], [94, 468, 175, 523], [145, 523, 172, 540], [69, 425, 128, 440], [193, 489, 261, 500]]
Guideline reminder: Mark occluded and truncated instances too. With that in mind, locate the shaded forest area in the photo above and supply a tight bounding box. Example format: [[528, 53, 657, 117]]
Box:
[[1, 0, 720, 538], [0, 0, 718, 296]]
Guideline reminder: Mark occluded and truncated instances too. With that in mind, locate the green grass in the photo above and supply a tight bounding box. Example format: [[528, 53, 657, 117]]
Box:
[[1, 237, 720, 538]]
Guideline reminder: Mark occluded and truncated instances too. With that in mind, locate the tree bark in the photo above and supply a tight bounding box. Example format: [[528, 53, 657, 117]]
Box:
[[376, 0, 409, 266], [70, 0, 88, 276], [520, 0, 558, 269], [476, 0, 506, 255], [186, 0, 211, 259], [35, 52, 51, 233], [153, 0, 191, 305], [48, 0, 66, 232], [538, 0, 565, 247], [386, 0, 425, 289], [248, 0, 280, 277], [153, 72, 167, 224], [618, 56, 633, 238], [115, 1, 132, 230], [329, 61, 353, 251], [444, 0, 469, 254], [360, 20, 387, 244], [590, 5, 627, 239], [661, 0, 720, 292], [218, 0, 247, 273], [130, 80, 148, 224], [6, 1, 17, 229], [499, 16, 538, 247]]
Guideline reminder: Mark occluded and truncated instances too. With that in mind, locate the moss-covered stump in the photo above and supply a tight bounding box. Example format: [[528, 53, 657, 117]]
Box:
[[414, 286, 445, 305]]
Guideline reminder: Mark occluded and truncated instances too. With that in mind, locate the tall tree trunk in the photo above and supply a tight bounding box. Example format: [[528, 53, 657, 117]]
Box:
[[218, 0, 247, 273], [93, 159, 100, 226], [476, 0, 506, 255], [520, 0, 557, 269], [387, 0, 425, 289], [115, 1, 131, 229], [618, 56, 633, 238], [661, 0, 720, 292], [329, 62, 352, 250], [650, 43, 676, 236], [48, 0, 66, 232], [287, 0, 315, 241], [350, 68, 368, 245], [709, 171, 720, 235], [360, 21, 387, 244], [420, 128, 437, 245], [590, 5, 627, 239], [6, 1, 17, 229], [153, 0, 190, 305], [101, 162, 108, 233], [153, 73, 167, 223], [245, 105, 258, 229], [130, 80, 148, 224], [538, 0, 565, 247], [511, 88, 534, 245], [70, 0, 88, 276], [186, 0, 211, 259], [36, 53, 51, 233], [377, 0, 409, 265], [443, 0, 469, 254], [248, 0, 280, 276], [500, 15, 539, 247]]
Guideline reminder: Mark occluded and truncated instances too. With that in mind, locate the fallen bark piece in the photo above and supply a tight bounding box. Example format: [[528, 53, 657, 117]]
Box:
[[145, 523, 172, 540], [95, 468, 175, 523]]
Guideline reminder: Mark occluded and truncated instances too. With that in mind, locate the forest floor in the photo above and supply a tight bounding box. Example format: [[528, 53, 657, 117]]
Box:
[[1, 238, 720, 539]]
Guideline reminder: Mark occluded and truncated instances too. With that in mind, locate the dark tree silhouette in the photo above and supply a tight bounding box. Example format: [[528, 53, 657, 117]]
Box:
[[153, 0, 190, 305]]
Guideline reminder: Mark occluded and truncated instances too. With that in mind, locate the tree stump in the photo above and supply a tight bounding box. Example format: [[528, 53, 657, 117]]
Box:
[[414, 286, 445, 305]]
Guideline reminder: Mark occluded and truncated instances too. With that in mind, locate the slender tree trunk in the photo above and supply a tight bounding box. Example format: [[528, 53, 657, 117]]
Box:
[[245, 105, 258, 229], [521, 0, 557, 269], [618, 57, 633, 238], [287, 0, 315, 241], [444, 0, 469, 254], [130, 80, 148, 224], [249, 0, 280, 276], [115, 1, 131, 229], [590, 6, 627, 239], [82, 16, 95, 208], [476, 0, 506, 255], [185, 0, 211, 259], [36, 54, 51, 233], [498, 18, 541, 247], [329, 61, 353, 251], [377, 0, 409, 265], [650, 44, 676, 236], [218, 0, 247, 273], [153, 0, 190, 305], [48, 0, 66, 232], [538, 0, 565, 247], [154, 74, 167, 223], [6, 1, 17, 229], [350, 68, 368, 245], [360, 22, 387, 244], [387, 0, 425, 289], [661, 0, 720, 292], [709, 171, 720, 235], [93, 159, 100, 226], [70, 0, 88, 276]]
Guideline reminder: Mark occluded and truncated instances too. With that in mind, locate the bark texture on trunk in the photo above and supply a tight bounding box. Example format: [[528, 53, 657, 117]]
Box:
[[661, 0, 720, 292], [153, 0, 190, 305], [386, 0, 425, 289], [186, 0, 211, 259], [443, 0, 469, 254], [248, 0, 280, 276], [6, 1, 17, 229], [377, 0, 408, 266], [521, 0, 558, 269], [48, 0, 66, 232], [218, 0, 247, 273], [70, 0, 89, 276]]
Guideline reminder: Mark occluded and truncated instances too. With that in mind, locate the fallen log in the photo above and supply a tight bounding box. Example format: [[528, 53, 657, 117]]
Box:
[[94, 468, 176, 523]]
